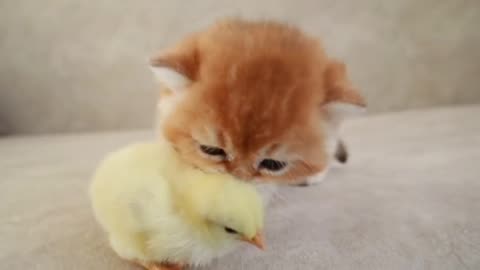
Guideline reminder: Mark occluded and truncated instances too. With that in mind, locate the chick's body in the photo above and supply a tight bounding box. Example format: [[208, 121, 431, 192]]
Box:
[[90, 142, 264, 268]]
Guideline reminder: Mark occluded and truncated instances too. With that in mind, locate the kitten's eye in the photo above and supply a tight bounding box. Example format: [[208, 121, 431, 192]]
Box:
[[259, 159, 287, 171], [199, 145, 226, 157], [224, 227, 238, 234]]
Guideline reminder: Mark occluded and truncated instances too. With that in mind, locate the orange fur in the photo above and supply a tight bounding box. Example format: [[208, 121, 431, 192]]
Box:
[[152, 19, 365, 183]]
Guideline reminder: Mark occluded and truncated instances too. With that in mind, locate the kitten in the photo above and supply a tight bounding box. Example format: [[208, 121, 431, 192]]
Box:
[[150, 19, 365, 185]]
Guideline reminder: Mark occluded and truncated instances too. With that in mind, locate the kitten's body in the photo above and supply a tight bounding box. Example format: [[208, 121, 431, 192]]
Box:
[[151, 19, 365, 185]]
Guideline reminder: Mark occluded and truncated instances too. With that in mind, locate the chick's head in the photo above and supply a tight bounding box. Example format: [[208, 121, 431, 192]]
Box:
[[198, 174, 265, 250], [160, 141, 265, 249]]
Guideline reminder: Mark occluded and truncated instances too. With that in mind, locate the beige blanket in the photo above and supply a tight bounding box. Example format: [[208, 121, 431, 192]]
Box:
[[1, 106, 479, 269]]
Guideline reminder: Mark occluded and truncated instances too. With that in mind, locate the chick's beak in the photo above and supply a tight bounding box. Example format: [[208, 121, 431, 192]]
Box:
[[242, 231, 265, 250]]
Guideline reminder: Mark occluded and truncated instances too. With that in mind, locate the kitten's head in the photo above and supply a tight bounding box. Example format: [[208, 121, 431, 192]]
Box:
[[151, 20, 365, 183]]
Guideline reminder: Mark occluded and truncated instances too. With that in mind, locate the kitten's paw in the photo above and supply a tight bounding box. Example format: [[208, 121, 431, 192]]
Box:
[[298, 169, 329, 186]]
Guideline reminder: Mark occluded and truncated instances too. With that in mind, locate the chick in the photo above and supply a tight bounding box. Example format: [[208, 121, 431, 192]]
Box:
[[90, 142, 264, 270]]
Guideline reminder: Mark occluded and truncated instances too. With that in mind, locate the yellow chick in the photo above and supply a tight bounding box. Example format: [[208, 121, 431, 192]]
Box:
[[90, 142, 264, 270]]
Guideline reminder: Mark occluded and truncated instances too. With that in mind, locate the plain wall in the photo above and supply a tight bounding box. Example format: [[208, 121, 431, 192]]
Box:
[[1, 0, 479, 134]]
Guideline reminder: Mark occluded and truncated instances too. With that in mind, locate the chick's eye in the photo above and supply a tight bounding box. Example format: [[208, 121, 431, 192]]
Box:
[[200, 145, 226, 157], [259, 159, 287, 171], [224, 227, 238, 234]]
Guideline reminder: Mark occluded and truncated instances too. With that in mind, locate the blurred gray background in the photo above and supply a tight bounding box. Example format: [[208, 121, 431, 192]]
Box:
[[1, 0, 479, 134]]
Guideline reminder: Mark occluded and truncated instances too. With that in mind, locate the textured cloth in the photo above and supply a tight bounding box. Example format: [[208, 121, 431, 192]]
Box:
[[1, 106, 479, 269]]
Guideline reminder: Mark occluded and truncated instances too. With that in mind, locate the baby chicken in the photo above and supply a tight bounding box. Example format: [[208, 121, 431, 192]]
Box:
[[90, 142, 264, 270]]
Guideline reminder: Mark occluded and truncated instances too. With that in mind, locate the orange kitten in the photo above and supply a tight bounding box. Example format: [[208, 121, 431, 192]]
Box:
[[150, 19, 365, 185]]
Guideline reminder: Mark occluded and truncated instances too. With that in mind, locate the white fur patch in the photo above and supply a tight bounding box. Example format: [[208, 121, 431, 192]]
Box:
[[322, 101, 365, 165], [304, 165, 331, 185], [325, 102, 366, 123], [321, 117, 340, 159], [154, 92, 185, 135], [150, 66, 191, 92]]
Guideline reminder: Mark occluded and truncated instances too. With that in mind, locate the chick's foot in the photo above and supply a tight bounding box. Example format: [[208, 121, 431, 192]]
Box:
[[159, 262, 184, 270]]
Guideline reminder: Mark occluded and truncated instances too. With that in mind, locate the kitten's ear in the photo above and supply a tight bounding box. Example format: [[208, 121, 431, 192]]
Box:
[[323, 59, 366, 122], [150, 36, 200, 93]]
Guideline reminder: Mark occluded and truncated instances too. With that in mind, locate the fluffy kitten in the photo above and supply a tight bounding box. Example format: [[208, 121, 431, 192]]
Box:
[[150, 19, 365, 185]]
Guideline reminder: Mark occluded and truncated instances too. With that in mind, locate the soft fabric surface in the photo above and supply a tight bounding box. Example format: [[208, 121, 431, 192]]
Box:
[[1, 106, 479, 269]]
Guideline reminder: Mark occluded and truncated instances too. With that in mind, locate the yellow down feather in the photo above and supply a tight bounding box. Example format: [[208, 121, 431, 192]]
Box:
[[89, 142, 264, 267]]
